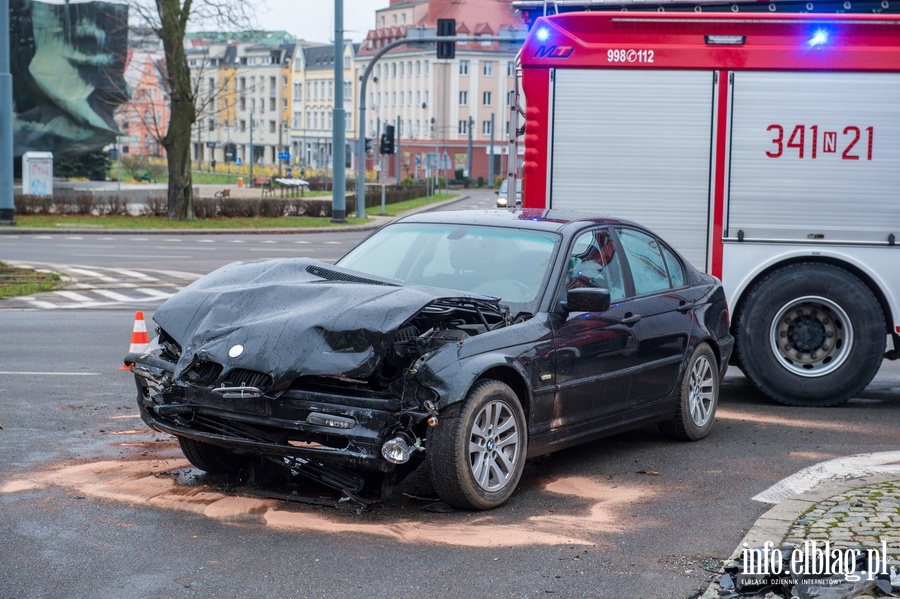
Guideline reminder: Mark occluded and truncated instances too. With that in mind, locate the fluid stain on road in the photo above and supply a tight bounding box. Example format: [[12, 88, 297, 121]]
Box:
[[0, 434, 654, 548]]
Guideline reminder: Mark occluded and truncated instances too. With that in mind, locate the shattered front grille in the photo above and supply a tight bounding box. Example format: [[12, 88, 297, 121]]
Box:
[[223, 368, 273, 392], [182, 361, 223, 386]]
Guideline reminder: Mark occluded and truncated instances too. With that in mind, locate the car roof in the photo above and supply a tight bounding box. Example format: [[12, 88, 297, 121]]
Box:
[[396, 208, 642, 234]]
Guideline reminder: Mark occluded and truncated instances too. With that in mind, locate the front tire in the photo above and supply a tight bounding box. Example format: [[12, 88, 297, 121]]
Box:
[[178, 437, 248, 476], [659, 344, 719, 441], [735, 263, 885, 407], [427, 380, 527, 510]]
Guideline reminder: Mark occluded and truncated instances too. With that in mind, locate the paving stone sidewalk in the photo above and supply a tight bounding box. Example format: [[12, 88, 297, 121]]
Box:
[[702, 476, 900, 598]]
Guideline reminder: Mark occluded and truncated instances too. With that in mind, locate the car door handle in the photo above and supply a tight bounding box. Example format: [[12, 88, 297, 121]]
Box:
[[676, 301, 694, 313], [621, 313, 641, 326]]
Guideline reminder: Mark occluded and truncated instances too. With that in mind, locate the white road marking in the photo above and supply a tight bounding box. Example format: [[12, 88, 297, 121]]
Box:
[[21, 298, 58, 309], [66, 267, 120, 282], [0, 371, 100, 376], [109, 268, 159, 281], [54, 290, 96, 303], [134, 288, 175, 299], [752, 451, 900, 504], [93, 289, 138, 302]]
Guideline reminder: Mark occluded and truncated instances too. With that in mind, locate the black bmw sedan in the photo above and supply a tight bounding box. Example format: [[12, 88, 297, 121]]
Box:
[[127, 209, 733, 510]]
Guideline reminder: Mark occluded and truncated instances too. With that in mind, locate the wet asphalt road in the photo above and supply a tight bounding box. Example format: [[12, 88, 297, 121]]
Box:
[[1, 193, 899, 598]]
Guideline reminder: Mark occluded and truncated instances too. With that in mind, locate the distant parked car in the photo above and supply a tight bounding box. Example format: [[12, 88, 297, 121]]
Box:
[[495, 178, 522, 207], [127, 209, 733, 510]]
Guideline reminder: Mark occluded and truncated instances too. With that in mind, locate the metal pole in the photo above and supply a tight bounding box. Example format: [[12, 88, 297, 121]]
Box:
[[0, 0, 16, 225], [249, 115, 254, 185], [331, 0, 347, 222], [489, 113, 495, 185], [466, 115, 472, 186], [395, 115, 401, 183]]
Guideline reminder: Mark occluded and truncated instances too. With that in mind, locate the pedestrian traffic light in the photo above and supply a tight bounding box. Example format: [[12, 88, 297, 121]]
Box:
[[379, 125, 395, 155], [365, 137, 374, 154], [437, 18, 456, 59]]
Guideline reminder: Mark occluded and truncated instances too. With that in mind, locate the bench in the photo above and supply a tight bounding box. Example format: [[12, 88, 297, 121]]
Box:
[[255, 177, 273, 197]]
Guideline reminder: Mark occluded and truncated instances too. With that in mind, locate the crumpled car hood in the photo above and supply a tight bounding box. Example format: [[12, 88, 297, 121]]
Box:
[[153, 258, 499, 387]]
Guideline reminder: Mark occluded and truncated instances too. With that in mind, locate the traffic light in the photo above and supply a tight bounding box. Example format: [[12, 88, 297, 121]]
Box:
[[379, 125, 395, 155], [437, 18, 456, 59], [365, 137, 374, 154]]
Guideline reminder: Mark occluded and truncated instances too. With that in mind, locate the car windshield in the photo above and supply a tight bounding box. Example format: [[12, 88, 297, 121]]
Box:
[[337, 222, 559, 312]]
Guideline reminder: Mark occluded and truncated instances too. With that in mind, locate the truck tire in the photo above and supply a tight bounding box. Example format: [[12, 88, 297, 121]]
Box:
[[734, 263, 885, 406]]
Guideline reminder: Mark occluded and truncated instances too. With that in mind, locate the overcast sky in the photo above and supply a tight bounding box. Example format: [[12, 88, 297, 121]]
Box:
[[256, 0, 386, 44]]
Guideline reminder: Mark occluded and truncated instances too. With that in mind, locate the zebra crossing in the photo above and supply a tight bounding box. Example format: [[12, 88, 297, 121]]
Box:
[[2, 262, 202, 310]]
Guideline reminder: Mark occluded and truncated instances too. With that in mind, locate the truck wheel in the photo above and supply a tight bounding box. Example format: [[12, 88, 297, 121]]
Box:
[[659, 344, 719, 441], [735, 263, 884, 406], [178, 437, 247, 476], [427, 380, 527, 510]]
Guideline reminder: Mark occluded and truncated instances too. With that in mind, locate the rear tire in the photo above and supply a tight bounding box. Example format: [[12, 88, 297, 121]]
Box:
[[735, 263, 884, 407], [178, 437, 248, 476], [427, 380, 527, 510], [659, 344, 719, 441]]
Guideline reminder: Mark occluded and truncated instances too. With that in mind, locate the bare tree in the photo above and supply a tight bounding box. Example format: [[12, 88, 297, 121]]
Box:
[[129, 0, 254, 219]]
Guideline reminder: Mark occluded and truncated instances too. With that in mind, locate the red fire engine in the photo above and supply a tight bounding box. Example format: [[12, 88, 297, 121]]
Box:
[[510, 4, 900, 405]]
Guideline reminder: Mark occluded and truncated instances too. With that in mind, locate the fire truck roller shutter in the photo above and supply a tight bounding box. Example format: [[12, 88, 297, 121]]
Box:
[[548, 69, 715, 269]]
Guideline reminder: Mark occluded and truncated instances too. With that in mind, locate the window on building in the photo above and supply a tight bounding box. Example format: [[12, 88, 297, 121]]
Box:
[[269, 120, 276, 134], [459, 91, 468, 106], [507, 61, 515, 77], [482, 120, 492, 136], [507, 90, 515, 106], [483, 91, 492, 106], [459, 60, 469, 75], [424, 60, 429, 76], [483, 61, 494, 76], [458, 120, 469, 135], [391, 63, 396, 77], [240, 119, 246, 132], [399, 62, 404, 77], [415, 61, 421, 75]]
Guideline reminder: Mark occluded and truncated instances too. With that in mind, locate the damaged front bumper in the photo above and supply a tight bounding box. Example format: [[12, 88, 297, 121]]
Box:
[[128, 351, 430, 477]]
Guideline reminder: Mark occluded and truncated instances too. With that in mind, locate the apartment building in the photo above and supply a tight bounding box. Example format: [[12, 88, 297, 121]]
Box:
[[186, 31, 297, 170], [356, 0, 524, 182], [290, 42, 360, 173], [114, 49, 169, 157]]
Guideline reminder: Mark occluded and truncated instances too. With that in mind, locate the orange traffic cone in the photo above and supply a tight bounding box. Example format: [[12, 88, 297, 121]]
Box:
[[121, 311, 150, 370]]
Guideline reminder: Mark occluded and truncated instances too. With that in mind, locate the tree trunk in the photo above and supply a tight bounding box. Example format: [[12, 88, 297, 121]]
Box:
[[157, 0, 196, 220], [164, 95, 194, 220]]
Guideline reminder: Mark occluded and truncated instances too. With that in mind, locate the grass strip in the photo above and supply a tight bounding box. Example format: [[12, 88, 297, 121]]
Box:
[[0, 262, 61, 299]]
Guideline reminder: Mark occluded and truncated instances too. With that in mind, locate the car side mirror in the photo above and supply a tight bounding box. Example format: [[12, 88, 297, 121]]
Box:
[[566, 288, 611, 313]]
